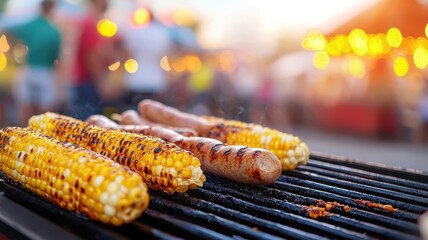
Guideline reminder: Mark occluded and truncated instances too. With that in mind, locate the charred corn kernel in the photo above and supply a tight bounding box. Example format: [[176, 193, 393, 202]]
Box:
[[0, 127, 149, 226], [204, 117, 310, 170], [29, 112, 205, 193]]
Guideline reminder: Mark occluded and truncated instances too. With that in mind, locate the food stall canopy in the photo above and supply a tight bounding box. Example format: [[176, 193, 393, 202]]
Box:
[[327, 0, 428, 37]]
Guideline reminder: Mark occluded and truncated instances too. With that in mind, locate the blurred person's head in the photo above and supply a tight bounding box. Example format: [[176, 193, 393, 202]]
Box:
[[41, 0, 56, 17], [90, 0, 108, 14]]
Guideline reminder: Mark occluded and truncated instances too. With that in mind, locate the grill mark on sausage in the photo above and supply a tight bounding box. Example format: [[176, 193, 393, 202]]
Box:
[[196, 142, 204, 150], [224, 148, 232, 155]]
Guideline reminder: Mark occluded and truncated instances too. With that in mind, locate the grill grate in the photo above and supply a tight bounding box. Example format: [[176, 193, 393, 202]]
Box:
[[0, 151, 427, 240]]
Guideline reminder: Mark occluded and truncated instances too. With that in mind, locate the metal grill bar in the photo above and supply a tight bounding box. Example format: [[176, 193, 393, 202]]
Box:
[[202, 181, 418, 240], [140, 209, 231, 240], [298, 165, 428, 198], [152, 190, 328, 240], [186, 188, 370, 239], [204, 176, 419, 234], [287, 170, 428, 207], [310, 152, 428, 182], [275, 178, 421, 221], [149, 196, 282, 240], [307, 160, 428, 191]]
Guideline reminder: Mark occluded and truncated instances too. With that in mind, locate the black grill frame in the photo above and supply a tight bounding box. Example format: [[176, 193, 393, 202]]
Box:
[[0, 151, 427, 240]]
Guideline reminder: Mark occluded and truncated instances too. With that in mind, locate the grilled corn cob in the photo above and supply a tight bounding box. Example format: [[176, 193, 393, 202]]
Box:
[[203, 117, 310, 170], [0, 127, 149, 226], [28, 113, 205, 193]]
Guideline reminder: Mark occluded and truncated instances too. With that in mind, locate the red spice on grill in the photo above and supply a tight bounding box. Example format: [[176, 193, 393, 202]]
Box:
[[353, 199, 398, 212], [315, 200, 351, 213], [302, 206, 331, 219]]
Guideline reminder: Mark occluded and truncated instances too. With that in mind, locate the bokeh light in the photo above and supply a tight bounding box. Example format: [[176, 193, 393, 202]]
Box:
[[425, 23, 428, 38], [160, 56, 171, 71], [186, 55, 202, 73], [302, 31, 326, 51], [386, 28, 402, 48], [348, 57, 365, 78], [393, 56, 409, 77], [313, 51, 330, 70], [108, 61, 120, 71], [413, 47, 428, 69], [0, 34, 10, 52], [171, 57, 186, 72], [97, 18, 117, 37], [348, 28, 368, 56], [367, 35, 383, 56], [133, 8, 151, 26], [0, 52, 7, 71], [124, 59, 138, 73]]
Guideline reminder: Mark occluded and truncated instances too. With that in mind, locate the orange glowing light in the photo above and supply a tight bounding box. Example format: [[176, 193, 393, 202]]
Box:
[[393, 57, 409, 77], [124, 59, 138, 73], [108, 61, 120, 71], [348, 29, 368, 56], [348, 57, 365, 78], [0, 52, 7, 71], [171, 58, 186, 72], [0, 34, 10, 52], [425, 23, 428, 38], [313, 51, 330, 70], [97, 18, 117, 37], [160, 56, 171, 71], [186, 55, 202, 73], [413, 47, 428, 69], [386, 28, 402, 48], [133, 8, 151, 26]]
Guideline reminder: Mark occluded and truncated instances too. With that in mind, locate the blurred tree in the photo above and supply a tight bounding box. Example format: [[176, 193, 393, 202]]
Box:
[[0, 0, 8, 12]]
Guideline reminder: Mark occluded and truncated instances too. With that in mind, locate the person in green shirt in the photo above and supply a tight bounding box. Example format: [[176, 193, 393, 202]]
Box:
[[5, 0, 61, 126]]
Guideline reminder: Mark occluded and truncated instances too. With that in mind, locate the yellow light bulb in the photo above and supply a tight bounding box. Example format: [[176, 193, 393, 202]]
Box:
[[0, 52, 7, 71], [97, 18, 117, 38], [133, 8, 151, 26], [413, 47, 428, 69], [348, 29, 368, 56], [393, 57, 409, 77], [386, 28, 402, 48], [313, 51, 330, 70], [124, 59, 138, 73]]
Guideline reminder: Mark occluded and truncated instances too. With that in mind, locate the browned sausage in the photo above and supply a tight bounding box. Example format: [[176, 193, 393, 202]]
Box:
[[119, 110, 198, 137], [138, 99, 211, 134], [86, 115, 282, 185]]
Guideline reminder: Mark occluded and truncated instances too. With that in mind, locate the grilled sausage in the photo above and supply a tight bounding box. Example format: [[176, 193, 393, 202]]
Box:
[[138, 99, 211, 134], [119, 110, 198, 137], [86, 115, 282, 185]]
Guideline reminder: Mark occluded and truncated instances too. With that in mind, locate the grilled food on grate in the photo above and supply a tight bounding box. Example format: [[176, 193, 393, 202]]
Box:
[[112, 110, 198, 137], [138, 99, 310, 170], [28, 112, 206, 193], [0, 127, 149, 226], [87, 114, 282, 185]]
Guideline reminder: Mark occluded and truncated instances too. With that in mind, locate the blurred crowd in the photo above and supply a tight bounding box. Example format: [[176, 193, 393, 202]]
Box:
[[1, 0, 428, 143]]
